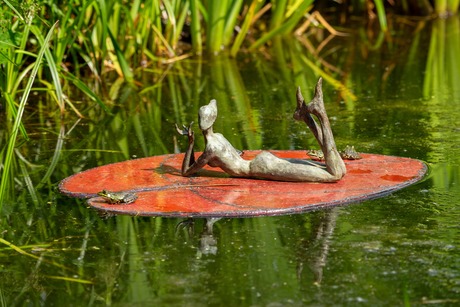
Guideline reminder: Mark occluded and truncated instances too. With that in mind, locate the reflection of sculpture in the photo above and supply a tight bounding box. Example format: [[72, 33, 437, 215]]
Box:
[[176, 218, 221, 257], [176, 78, 346, 182], [296, 209, 338, 285]]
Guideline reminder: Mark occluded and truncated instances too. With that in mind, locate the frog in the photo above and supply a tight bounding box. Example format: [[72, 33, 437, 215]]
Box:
[[97, 190, 138, 204], [307, 146, 362, 161], [307, 149, 325, 161], [340, 145, 362, 160]]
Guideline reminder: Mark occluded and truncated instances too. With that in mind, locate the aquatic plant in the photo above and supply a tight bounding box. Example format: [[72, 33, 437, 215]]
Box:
[[0, 2, 59, 206]]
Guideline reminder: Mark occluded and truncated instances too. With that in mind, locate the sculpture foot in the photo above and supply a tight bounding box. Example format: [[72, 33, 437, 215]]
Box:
[[305, 78, 327, 119], [293, 86, 307, 121], [293, 78, 327, 122], [293, 81, 324, 145]]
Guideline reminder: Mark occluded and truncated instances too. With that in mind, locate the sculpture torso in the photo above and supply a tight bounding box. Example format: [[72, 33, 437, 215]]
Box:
[[204, 132, 251, 176]]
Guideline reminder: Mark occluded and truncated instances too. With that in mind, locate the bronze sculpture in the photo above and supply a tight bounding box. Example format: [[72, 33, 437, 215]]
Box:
[[176, 78, 346, 182]]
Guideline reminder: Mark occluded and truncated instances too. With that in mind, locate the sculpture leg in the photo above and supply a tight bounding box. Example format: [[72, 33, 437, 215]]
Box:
[[294, 78, 346, 179], [305, 79, 346, 178], [294, 87, 323, 146]]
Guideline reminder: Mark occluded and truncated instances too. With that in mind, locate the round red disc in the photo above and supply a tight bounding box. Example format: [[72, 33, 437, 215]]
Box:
[[59, 150, 427, 217]]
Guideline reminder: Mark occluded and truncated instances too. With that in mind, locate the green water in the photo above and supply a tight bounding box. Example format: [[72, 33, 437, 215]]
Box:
[[1, 18, 459, 306]]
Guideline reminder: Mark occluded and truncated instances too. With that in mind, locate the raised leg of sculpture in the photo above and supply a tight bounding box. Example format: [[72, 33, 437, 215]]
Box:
[[294, 86, 323, 146], [295, 78, 346, 178]]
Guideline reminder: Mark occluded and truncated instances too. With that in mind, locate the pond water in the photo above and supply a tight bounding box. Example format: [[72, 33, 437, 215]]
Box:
[[1, 17, 459, 306]]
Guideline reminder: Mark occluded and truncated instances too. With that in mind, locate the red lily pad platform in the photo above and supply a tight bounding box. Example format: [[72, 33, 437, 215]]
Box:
[[59, 150, 427, 218]]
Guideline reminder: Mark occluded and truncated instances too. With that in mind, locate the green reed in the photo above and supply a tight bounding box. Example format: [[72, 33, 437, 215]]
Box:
[[435, 0, 460, 15], [4, 0, 456, 110], [0, 0, 333, 88], [0, 14, 58, 206], [423, 17, 460, 100]]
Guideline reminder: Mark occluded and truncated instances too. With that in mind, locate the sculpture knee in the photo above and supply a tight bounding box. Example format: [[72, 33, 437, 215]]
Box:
[[327, 158, 346, 181], [250, 152, 274, 175]]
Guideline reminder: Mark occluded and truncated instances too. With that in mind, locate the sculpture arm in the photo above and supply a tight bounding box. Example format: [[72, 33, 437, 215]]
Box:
[[182, 151, 210, 176], [176, 122, 210, 176], [182, 132, 196, 174]]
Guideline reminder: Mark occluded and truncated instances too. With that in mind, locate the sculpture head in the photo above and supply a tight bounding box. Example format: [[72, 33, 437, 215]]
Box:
[[199, 99, 218, 130]]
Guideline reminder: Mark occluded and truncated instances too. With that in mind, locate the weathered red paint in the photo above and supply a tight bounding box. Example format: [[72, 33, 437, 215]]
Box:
[[59, 151, 427, 217]]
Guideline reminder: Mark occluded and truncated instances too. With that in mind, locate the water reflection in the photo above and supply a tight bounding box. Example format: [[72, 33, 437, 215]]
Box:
[[198, 218, 221, 257], [179, 210, 338, 275], [176, 209, 339, 287], [296, 209, 337, 285]]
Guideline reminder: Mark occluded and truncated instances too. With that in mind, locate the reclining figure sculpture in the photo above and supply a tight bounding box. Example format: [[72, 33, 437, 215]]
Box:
[[176, 78, 346, 182]]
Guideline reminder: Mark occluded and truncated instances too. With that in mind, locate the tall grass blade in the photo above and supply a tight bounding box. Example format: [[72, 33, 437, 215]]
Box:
[[96, 0, 109, 57], [374, 0, 388, 32], [2, 0, 24, 21], [44, 275, 94, 284], [62, 71, 112, 113], [450, 0, 460, 13], [435, 0, 447, 14], [0, 237, 72, 271], [30, 25, 65, 113], [222, 0, 243, 46], [190, 0, 203, 54], [3, 93, 29, 141], [299, 54, 357, 102], [162, 0, 177, 45], [230, 0, 259, 57], [17, 154, 40, 206], [107, 28, 134, 83], [0, 287, 5, 307], [270, 0, 288, 30], [3, 0, 33, 140], [174, 1, 190, 49], [249, 1, 313, 51], [37, 124, 65, 188], [0, 21, 58, 206], [207, 0, 228, 53]]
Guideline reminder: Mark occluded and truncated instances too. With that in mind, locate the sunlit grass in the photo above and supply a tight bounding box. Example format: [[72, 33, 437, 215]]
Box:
[[435, 0, 460, 15], [423, 17, 460, 99], [0, 18, 58, 206]]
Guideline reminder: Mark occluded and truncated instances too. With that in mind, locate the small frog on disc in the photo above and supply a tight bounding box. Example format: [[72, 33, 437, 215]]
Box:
[[97, 190, 138, 204]]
